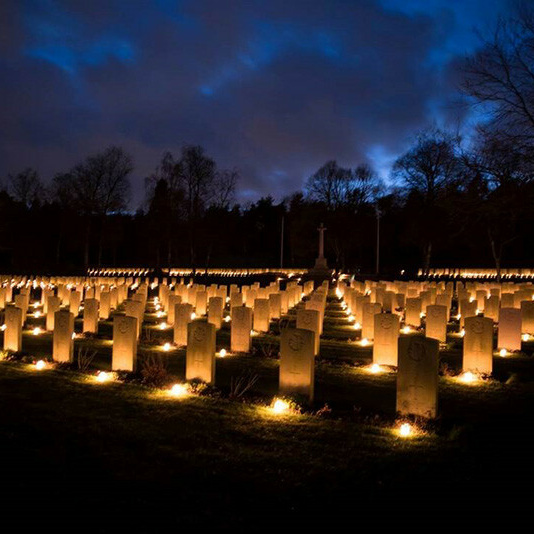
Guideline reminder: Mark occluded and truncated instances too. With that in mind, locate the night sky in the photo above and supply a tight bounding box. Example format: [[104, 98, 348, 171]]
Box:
[[0, 0, 513, 207]]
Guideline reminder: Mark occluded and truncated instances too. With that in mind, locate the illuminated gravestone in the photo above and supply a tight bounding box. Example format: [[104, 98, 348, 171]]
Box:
[[231, 305, 253, 352], [383, 291, 395, 313], [501, 293, 515, 308], [246, 289, 257, 308], [167, 294, 182, 325], [69, 290, 82, 317], [207, 296, 224, 329], [459, 299, 477, 328], [195, 290, 208, 316], [373, 313, 399, 366], [520, 300, 534, 334], [230, 292, 243, 310], [405, 298, 422, 327], [100, 291, 111, 320], [436, 293, 451, 315], [425, 304, 447, 343], [14, 294, 28, 324], [124, 300, 144, 338], [305, 297, 325, 334], [174, 303, 193, 346], [397, 336, 439, 418], [279, 327, 315, 402], [362, 302, 381, 339], [296, 308, 320, 355], [484, 295, 500, 322], [4, 306, 22, 352], [269, 293, 281, 320], [280, 291, 289, 314], [498, 307, 522, 351], [83, 298, 99, 333], [464, 316, 493, 374], [112, 315, 138, 372], [53, 310, 74, 363], [353, 295, 369, 325], [186, 320, 216, 384], [476, 290, 487, 311], [0, 287, 6, 308], [46, 296, 61, 331], [253, 298, 270, 333]]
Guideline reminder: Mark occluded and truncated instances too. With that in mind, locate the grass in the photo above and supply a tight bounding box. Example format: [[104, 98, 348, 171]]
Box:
[[1, 292, 534, 531]]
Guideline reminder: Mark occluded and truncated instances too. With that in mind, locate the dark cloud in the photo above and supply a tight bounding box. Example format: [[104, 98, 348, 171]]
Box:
[[0, 0, 512, 205]]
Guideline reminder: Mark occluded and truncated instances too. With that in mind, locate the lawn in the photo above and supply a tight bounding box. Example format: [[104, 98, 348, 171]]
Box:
[[1, 291, 534, 532]]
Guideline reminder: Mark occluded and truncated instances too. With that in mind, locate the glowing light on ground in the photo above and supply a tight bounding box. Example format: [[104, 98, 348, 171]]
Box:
[[271, 398, 290, 414], [169, 383, 189, 397], [190, 313, 196, 320], [95, 371, 113, 383], [34, 311, 41, 318], [368, 363, 382, 374], [159, 322, 168, 330], [458, 371, 479, 384], [34, 360, 47, 370], [499, 348, 508, 357], [348, 315, 355, 322], [0, 324, 6, 331], [218, 348, 227, 358], [398, 423, 412, 438], [359, 338, 370, 347], [459, 329, 465, 337], [162, 342, 171, 352], [353, 322, 361, 330], [401, 326, 412, 334], [32, 327, 42, 336], [522, 333, 531, 342]]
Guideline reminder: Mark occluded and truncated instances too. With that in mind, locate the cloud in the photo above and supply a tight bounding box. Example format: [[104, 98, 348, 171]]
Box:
[[0, 0, 512, 206]]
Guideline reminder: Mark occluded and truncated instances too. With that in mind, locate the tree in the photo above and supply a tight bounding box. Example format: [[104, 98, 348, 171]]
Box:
[[460, 131, 534, 279], [462, 4, 534, 151], [305, 160, 353, 210], [392, 129, 461, 273], [8, 168, 43, 207], [61, 146, 133, 269]]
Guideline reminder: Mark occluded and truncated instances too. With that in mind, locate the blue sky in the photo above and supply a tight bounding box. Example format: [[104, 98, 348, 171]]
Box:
[[0, 0, 513, 205]]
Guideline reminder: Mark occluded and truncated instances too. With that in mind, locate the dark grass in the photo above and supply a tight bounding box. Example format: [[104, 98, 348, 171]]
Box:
[[2, 293, 534, 531]]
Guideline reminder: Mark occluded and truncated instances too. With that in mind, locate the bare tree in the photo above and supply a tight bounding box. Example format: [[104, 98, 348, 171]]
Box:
[[8, 168, 42, 207], [393, 129, 461, 273], [305, 160, 353, 210], [65, 146, 133, 269], [462, 4, 534, 150], [211, 168, 238, 209]]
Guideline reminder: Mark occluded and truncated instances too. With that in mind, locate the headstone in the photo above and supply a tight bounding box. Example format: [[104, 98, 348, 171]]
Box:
[[83, 298, 99, 333], [373, 313, 400, 366], [231, 306, 253, 353], [296, 308, 320, 355], [362, 302, 381, 339], [4, 306, 22, 352], [46, 296, 61, 331], [397, 336, 439, 418], [425, 304, 447, 343], [53, 310, 74, 363], [253, 298, 270, 333], [112, 315, 138, 371], [279, 327, 315, 402], [497, 307, 522, 351], [521, 300, 534, 334], [405, 298, 422, 327], [186, 320, 216, 384], [100, 291, 111, 320], [174, 303, 193, 346], [464, 316, 493, 374], [269, 293, 282, 320], [207, 296, 224, 329]]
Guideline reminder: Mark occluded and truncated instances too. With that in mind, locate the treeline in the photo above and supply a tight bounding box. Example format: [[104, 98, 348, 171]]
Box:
[[2, 5, 534, 277]]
